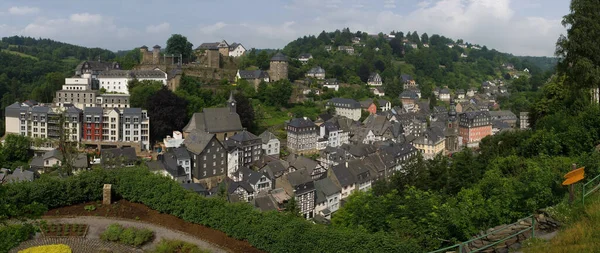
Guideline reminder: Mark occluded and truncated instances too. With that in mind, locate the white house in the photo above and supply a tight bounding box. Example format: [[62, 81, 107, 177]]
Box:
[[438, 88, 451, 101], [378, 99, 392, 112], [306, 66, 326, 80], [259, 131, 280, 157], [323, 79, 339, 91], [314, 177, 341, 219], [367, 73, 382, 86], [228, 43, 246, 57], [326, 98, 362, 121], [298, 53, 313, 65], [97, 69, 167, 94], [370, 87, 385, 97]]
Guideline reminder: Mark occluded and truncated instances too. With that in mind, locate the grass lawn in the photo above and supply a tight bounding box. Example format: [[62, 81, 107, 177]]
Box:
[[522, 192, 600, 253], [1, 49, 38, 60]]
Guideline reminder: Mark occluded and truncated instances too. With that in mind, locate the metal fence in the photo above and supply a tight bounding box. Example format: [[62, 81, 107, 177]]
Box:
[[430, 173, 600, 253], [429, 216, 535, 253], [582, 173, 600, 206]]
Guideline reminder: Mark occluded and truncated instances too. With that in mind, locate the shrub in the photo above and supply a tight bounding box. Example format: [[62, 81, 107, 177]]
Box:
[[0, 224, 36, 253], [152, 239, 209, 253], [100, 224, 153, 247], [84, 205, 96, 211], [100, 224, 123, 242]]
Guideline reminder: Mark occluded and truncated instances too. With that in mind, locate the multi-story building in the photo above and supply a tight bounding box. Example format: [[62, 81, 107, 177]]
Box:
[[259, 131, 280, 157], [277, 168, 315, 219], [97, 69, 167, 94], [83, 107, 104, 142], [459, 111, 492, 148], [520, 112, 530, 129], [96, 94, 130, 108], [412, 127, 446, 159], [184, 130, 228, 189], [4, 101, 81, 142], [326, 98, 362, 121], [226, 131, 263, 168], [120, 108, 150, 150], [286, 117, 318, 154], [318, 121, 342, 149]]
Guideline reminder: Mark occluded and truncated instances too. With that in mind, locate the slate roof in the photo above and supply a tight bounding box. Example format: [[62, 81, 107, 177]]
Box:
[[3, 168, 35, 183], [239, 166, 268, 185], [260, 160, 289, 179], [271, 52, 288, 62], [228, 181, 255, 194], [318, 113, 333, 122], [181, 183, 207, 195], [343, 143, 377, 158], [324, 79, 339, 85], [254, 193, 279, 211], [183, 107, 243, 134], [413, 127, 446, 145], [197, 42, 219, 50], [401, 74, 413, 83], [101, 147, 137, 164], [400, 90, 419, 100], [332, 163, 355, 187], [259, 131, 278, 144], [307, 66, 325, 75], [298, 53, 312, 59], [368, 73, 381, 82], [314, 177, 341, 204], [461, 111, 491, 120], [489, 110, 517, 119], [327, 98, 361, 109], [492, 120, 511, 130], [172, 146, 191, 160], [238, 70, 269, 79], [184, 131, 217, 155], [287, 117, 316, 128], [287, 155, 320, 175], [230, 131, 260, 143]]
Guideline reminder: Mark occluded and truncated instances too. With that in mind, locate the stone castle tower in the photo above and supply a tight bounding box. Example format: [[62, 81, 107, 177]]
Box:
[[218, 40, 230, 57], [269, 52, 288, 82], [140, 45, 161, 64]]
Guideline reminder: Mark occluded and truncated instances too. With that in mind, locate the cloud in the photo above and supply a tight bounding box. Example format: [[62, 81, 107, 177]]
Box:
[[69, 13, 103, 24], [8, 6, 39, 15], [146, 22, 170, 33], [384, 0, 396, 9]]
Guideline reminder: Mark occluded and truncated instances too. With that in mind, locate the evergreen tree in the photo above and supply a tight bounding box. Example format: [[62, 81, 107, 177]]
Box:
[[556, 0, 600, 92]]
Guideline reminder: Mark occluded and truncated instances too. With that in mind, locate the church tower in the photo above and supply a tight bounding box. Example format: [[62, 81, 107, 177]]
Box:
[[228, 91, 237, 114], [445, 99, 460, 153]]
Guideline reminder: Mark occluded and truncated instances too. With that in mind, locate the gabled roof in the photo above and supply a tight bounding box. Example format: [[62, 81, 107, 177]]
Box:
[[101, 147, 137, 164], [315, 177, 341, 204], [400, 90, 419, 100], [460, 111, 491, 120], [4, 168, 35, 183], [230, 130, 260, 143], [270, 52, 288, 62], [298, 53, 313, 59], [413, 127, 445, 145], [197, 42, 219, 50], [172, 146, 191, 160], [285, 168, 313, 187], [324, 79, 339, 85], [260, 160, 289, 179], [287, 155, 320, 175], [184, 131, 218, 155], [258, 131, 278, 144], [332, 163, 355, 187], [401, 74, 413, 83], [239, 166, 268, 185], [307, 66, 325, 75], [368, 72, 381, 82], [184, 106, 243, 134]]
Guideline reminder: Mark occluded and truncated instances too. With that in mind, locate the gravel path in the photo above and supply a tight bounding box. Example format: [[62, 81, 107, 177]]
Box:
[[36, 216, 227, 253]]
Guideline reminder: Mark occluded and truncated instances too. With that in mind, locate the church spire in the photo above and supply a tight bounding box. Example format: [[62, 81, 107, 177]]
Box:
[[228, 91, 236, 113]]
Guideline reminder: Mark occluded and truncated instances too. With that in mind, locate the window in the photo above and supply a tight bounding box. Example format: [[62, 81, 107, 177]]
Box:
[[203, 155, 206, 161]]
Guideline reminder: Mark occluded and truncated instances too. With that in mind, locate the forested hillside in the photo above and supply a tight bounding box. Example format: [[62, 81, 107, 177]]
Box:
[[276, 29, 555, 99], [0, 36, 143, 134]]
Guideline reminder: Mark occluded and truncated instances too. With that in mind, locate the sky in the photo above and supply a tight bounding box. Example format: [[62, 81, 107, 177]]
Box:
[[0, 0, 570, 56]]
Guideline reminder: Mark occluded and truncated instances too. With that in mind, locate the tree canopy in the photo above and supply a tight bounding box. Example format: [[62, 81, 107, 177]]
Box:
[[166, 34, 194, 63]]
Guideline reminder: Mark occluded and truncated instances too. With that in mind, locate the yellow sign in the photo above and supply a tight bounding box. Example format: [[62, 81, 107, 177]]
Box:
[[564, 167, 585, 179], [562, 167, 585, 186]]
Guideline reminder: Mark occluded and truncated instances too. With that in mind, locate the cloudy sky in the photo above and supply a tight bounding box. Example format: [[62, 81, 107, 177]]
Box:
[[0, 0, 569, 56]]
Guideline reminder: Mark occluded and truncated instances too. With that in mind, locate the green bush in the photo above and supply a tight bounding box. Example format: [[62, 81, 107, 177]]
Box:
[[152, 239, 209, 253], [84, 205, 96, 211], [100, 223, 153, 247], [0, 224, 36, 253], [100, 224, 123, 242], [1, 168, 421, 253]]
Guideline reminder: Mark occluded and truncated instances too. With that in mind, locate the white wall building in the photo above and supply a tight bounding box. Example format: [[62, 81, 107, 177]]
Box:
[[326, 98, 362, 121]]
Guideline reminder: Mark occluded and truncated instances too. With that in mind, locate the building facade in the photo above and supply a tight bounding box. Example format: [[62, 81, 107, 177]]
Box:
[[286, 117, 318, 154], [326, 98, 362, 121], [459, 111, 492, 148]]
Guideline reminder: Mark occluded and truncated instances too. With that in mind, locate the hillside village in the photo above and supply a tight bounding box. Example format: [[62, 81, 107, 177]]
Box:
[[1, 30, 540, 222]]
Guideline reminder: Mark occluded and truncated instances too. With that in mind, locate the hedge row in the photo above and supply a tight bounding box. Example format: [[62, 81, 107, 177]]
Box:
[[0, 224, 37, 253], [0, 168, 422, 253]]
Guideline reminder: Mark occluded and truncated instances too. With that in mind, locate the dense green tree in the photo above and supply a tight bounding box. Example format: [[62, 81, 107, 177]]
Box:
[[128, 80, 164, 108], [166, 34, 194, 63], [146, 87, 188, 142], [233, 92, 256, 132], [421, 33, 429, 44], [556, 0, 600, 92]]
